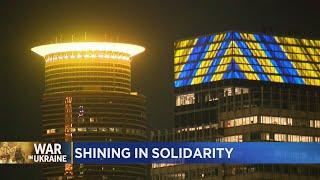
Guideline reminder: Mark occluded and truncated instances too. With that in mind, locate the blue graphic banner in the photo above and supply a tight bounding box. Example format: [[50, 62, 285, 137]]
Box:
[[72, 142, 320, 164]]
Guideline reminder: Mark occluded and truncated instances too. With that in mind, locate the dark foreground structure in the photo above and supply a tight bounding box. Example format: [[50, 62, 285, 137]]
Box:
[[151, 31, 320, 179], [32, 42, 148, 179]]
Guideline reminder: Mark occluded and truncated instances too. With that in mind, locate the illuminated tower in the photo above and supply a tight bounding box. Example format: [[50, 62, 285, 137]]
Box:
[[32, 42, 148, 179]]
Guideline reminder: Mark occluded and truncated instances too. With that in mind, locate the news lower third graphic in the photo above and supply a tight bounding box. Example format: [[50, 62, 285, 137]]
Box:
[[1, 142, 320, 164], [0, 142, 71, 164]]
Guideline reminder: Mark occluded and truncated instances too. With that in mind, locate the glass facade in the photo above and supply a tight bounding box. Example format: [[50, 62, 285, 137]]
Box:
[[151, 32, 320, 179], [33, 42, 148, 179], [44, 56, 131, 94], [174, 31, 320, 87]]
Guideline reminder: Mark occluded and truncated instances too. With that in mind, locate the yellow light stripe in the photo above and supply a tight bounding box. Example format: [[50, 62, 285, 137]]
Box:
[[274, 37, 308, 83], [31, 42, 145, 57], [191, 77, 202, 85], [275, 37, 309, 61], [301, 41, 320, 63], [252, 35, 285, 83], [214, 58, 231, 73], [210, 41, 234, 81], [224, 40, 235, 56], [241, 38, 278, 81], [298, 39, 320, 86], [175, 39, 196, 48], [240, 33, 255, 41], [174, 38, 198, 80], [191, 35, 226, 85], [231, 41, 260, 80], [204, 33, 226, 59], [276, 37, 320, 85], [211, 73, 224, 81], [174, 72, 180, 79]]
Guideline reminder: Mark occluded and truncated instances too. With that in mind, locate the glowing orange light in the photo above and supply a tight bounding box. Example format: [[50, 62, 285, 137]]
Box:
[[31, 42, 145, 57]]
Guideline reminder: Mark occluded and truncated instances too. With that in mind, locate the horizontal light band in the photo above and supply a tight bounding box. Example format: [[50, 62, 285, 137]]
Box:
[[45, 52, 130, 63], [31, 42, 145, 57]]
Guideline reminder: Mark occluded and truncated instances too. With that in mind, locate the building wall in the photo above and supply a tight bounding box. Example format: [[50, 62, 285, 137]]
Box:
[[44, 57, 132, 94], [152, 31, 320, 179], [151, 80, 320, 179], [37, 47, 149, 179]]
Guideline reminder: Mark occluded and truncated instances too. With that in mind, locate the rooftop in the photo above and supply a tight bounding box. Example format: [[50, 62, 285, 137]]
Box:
[[31, 42, 145, 57]]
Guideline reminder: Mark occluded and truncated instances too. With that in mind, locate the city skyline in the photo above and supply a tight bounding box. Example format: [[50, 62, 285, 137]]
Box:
[[1, 0, 320, 179]]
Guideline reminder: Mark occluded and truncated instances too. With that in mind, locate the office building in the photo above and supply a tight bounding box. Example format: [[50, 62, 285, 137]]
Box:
[[151, 31, 320, 179], [32, 41, 148, 179]]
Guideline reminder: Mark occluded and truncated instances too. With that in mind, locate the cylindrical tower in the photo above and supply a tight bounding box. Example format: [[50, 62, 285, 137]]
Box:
[[32, 42, 148, 179]]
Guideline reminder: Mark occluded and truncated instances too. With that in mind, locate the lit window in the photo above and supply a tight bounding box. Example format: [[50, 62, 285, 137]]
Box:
[[89, 117, 97, 123], [275, 134, 315, 142], [224, 87, 249, 97], [46, 128, 56, 134], [310, 120, 314, 127], [310, 120, 320, 128], [224, 116, 258, 128], [78, 127, 86, 132], [261, 116, 293, 126], [315, 137, 320, 142], [99, 128, 107, 132], [234, 118, 242, 126], [108, 128, 120, 133], [88, 127, 98, 132], [316, 120, 320, 128], [261, 133, 270, 141], [224, 87, 233, 96], [275, 133, 287, 142], [288, 134, 313, 142], [152, 163, 176, 168], [251, 116, 258, 124], [176, 93, 195, 106], [235, 87, 249, 95], [177, 123, 218, 133], [218, 135, 243, 142]]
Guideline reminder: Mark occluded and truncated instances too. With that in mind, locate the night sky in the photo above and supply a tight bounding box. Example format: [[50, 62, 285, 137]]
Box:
[[1, 0, 320, 179]]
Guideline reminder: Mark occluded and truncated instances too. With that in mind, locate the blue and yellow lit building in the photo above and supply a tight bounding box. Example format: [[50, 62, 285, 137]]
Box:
[[152, 31, 320, 179], [174, 31, 320, 88]]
